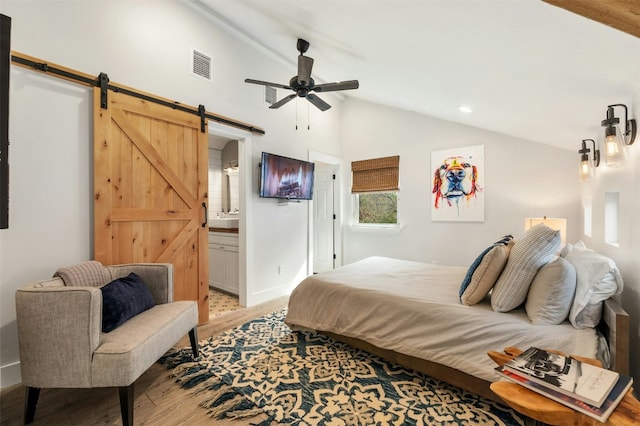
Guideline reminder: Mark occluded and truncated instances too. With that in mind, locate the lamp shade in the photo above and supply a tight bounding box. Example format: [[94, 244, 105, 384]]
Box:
[[524, 217, 567, 245]]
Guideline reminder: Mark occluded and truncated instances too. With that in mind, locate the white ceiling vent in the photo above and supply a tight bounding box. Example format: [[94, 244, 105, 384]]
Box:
[[191, 48, 212, 81], [265, 86, 277, 105]]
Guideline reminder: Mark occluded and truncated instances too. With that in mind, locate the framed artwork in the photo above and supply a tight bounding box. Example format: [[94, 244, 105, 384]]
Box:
[[431, 144, 484, 222]]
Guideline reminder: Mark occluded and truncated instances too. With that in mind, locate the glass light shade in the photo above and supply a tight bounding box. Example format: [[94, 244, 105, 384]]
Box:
[[524, 217, 567, 245], [604, 125, 626, 167], [579, 157, 592, 182]]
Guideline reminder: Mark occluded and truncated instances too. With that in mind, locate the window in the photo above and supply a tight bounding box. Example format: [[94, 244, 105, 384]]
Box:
[[356, 192, 397, 224], [583, 199, 592, 237], [604, 192, 619, 246], [351, 155, 399, 226]]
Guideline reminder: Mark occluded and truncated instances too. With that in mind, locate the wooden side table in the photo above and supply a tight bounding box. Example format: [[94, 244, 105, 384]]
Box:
[[488, 347, 640, 426]]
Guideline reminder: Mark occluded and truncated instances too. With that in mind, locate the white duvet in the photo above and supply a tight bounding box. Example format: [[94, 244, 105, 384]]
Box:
[[285, 256, 599, 382]]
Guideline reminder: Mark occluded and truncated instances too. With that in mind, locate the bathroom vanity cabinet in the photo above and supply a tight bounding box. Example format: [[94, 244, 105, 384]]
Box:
[[208, 232, 239, 295]]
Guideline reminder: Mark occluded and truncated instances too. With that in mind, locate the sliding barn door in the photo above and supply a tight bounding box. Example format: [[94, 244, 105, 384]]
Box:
[[93, 88, 209, 322]]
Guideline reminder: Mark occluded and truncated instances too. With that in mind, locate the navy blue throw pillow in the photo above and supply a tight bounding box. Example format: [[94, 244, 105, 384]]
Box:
[[101, 272, 155, 333]]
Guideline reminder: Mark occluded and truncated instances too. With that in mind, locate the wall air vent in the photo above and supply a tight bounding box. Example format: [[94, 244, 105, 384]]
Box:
[[191, 48, 212, 81], [265, 86, 277, 105]]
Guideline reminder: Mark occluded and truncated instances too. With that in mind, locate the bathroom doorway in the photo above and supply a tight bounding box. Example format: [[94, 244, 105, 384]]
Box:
[[207, 122, 254, 307]]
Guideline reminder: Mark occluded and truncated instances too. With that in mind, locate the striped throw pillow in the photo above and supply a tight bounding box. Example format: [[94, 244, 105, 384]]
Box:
[[491, 224, 560, 312]]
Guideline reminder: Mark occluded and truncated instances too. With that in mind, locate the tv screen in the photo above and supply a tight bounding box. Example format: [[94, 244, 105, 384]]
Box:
[[259, 152, 315, 200]]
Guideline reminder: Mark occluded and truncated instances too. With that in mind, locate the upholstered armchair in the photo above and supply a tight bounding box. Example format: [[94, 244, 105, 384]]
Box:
[[15, 261, 199, 425]]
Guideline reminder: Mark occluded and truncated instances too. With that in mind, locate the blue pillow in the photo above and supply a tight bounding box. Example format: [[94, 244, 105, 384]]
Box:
[[101, 272, 155, 332]]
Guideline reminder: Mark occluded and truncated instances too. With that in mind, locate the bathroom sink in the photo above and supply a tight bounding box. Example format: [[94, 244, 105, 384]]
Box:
[[210, 217, 239, 229]]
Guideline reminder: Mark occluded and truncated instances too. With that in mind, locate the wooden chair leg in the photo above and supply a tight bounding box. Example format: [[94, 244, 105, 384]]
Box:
[[118, 384, 134, 426], [24, 386, 40, 424], [189, 327, 199, 358]]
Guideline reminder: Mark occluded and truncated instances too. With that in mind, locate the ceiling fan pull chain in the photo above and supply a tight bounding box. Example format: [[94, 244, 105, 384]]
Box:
[[308, 101, 310, 130], [295, 98, 298, 130]]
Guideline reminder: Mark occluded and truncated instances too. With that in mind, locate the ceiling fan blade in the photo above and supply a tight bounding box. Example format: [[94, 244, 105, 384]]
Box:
[[306, 93, 331, 111], [245, 78, 291, 90], [269, 94, 297, 109], [297, 55, 314, 86], [313, 80, 359, 92]]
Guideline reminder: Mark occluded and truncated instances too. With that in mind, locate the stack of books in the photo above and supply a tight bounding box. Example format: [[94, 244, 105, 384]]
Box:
[[495, 347, 633, 422]]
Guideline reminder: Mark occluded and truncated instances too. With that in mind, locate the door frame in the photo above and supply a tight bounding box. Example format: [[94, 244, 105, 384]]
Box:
[[207, 121, 254, 307], [308, 151, 343, 275]]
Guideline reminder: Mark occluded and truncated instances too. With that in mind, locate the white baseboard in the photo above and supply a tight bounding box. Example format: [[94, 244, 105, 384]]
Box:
[[0, 361, 22, 389]]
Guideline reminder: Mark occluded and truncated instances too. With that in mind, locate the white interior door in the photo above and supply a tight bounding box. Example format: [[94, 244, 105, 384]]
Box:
[[313, 163, 335, 273]]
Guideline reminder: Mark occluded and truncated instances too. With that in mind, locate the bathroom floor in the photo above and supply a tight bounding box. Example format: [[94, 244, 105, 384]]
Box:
[[209, 287, 241, 318]]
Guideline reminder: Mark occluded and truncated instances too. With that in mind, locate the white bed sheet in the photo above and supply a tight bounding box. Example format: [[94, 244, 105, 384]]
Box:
[[285, 256, 599, 382]]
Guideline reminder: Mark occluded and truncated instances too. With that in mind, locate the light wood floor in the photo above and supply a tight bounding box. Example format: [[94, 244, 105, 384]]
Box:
[[0, 296, 288, 426]]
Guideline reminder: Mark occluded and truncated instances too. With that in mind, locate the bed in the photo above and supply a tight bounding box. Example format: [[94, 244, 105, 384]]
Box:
[[286, 239, 630, 403]]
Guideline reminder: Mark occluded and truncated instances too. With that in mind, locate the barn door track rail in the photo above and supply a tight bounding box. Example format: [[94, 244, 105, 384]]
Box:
[[10, 51, 265, 135]]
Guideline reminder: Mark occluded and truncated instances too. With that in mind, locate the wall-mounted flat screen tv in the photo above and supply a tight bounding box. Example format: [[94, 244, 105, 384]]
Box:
[[259, 152, 315, 200]]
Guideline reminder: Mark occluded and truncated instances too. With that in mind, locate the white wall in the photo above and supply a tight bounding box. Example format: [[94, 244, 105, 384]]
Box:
[[340, 98, 582, 266], [579, 93, 640, 391], [0, 0, 342, 388], [0, 70, 92, 388]]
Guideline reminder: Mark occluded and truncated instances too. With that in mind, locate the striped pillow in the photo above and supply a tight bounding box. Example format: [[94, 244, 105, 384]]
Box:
[[491, 224, 561, 312]]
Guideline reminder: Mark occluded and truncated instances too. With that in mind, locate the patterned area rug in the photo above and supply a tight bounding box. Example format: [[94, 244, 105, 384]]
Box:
[[209, 288, 241, 318], [162, 309, 525, 425]]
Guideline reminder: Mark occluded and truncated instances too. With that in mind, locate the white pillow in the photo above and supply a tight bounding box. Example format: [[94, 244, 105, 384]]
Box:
[[560, 240, 588, 257], [525, 256, 576, 325], [565, 246, 623, 329], [491, 224, 561, 312]]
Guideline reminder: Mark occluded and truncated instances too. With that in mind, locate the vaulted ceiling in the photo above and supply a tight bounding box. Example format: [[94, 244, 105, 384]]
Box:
[[195, 0, 640, 152]]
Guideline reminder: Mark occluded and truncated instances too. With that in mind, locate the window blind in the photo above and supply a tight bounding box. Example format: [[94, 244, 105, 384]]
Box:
[[351, 155, 399, 193]]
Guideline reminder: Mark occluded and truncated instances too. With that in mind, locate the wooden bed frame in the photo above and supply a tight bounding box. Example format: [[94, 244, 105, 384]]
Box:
[[323, 298, 629, 403]]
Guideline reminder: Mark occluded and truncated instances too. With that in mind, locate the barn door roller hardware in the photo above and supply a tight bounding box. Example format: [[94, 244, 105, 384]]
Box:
[[99, 72, 109, 109], [10, 51, 265, 135]]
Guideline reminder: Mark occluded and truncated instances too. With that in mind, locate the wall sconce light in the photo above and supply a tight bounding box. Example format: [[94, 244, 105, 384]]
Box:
[[601, 103, 636, 167], [578, 138, 599, 182]]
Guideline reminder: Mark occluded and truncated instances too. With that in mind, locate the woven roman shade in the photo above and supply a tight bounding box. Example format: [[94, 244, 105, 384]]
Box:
[[351, 155, 399, 193]]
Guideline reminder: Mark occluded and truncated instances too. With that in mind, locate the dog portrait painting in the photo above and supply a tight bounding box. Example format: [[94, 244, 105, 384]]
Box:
[[431, 145, 484, 221]]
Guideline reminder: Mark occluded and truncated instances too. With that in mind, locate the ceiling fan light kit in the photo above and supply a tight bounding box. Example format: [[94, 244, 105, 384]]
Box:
[[245, 38, 359, 111]]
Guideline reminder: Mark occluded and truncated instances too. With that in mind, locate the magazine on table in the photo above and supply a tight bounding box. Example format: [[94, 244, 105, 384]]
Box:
[[502, 347, 620, 407], [495, 365, 633, 423]]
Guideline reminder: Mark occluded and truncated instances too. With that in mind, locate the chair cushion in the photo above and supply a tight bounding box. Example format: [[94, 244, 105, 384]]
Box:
[[101, 273, 155, 332], [92, 301, 198, 387]]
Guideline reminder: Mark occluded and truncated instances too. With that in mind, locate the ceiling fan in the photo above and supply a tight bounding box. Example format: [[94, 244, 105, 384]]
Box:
[[245, 38, 359, 111]]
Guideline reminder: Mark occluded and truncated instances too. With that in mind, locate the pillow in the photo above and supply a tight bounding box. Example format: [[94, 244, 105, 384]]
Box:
[[101, 272, 155, 333], [565, 247, 623, 329], [560, 240, 588, 258], [491, 224, 561, 312], [525, 256, 576, 325], [459, 237, 513, 305]]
